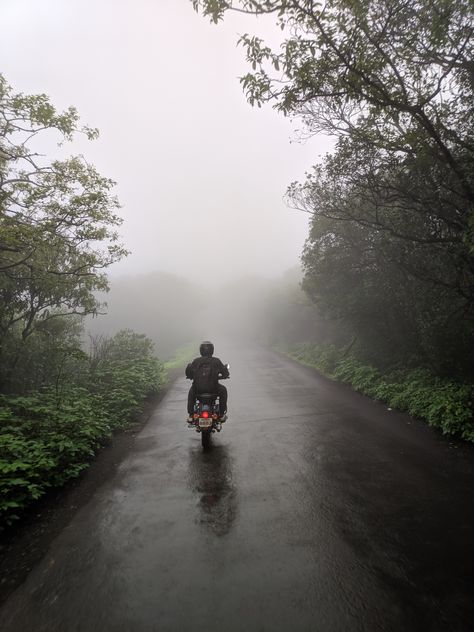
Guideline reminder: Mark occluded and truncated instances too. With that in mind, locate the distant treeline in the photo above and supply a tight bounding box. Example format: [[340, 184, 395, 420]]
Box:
[[85, 272, 204, 360], [85, 268, 320, 358]]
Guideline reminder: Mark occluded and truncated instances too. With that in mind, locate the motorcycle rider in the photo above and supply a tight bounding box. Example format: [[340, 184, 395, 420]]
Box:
[[186, 341, 229, 422]]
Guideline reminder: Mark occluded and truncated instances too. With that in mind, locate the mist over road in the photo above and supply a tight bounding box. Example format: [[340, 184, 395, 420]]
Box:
[[1, 345, 473, 631]]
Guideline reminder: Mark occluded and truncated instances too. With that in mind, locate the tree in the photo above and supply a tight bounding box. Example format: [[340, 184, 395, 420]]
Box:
[[290, 139, 474, 302], [0, 75, 127, 345], [193, 0, 474, 375]]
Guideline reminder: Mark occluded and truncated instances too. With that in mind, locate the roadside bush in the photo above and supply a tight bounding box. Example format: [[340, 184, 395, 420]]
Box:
[[279, 344, 474, 442], [0, 330, 165, 526], [0, 388, 111, 523]]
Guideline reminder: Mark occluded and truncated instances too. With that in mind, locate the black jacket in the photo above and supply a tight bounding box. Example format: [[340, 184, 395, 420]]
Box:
[[185, 356, 229, 391]]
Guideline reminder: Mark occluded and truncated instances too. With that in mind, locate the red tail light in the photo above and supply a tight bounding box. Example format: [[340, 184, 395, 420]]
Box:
[[201, 411, 209, 419]]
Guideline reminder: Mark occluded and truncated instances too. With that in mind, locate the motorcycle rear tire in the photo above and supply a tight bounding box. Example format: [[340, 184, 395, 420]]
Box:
[[201, 430, 211, 448]]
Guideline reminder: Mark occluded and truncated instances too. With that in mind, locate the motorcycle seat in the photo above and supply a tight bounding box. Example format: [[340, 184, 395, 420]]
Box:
[[196, 393, 218, 400]]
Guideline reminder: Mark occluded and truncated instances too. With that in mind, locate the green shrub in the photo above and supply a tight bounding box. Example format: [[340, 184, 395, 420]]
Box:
[[278, 343, 474, 442], [0, 329, 165, 526], [0, 388, 111, 523]]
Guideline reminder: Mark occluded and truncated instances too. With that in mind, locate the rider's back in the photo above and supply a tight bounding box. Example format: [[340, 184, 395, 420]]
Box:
[[186, 356, 229, 394]]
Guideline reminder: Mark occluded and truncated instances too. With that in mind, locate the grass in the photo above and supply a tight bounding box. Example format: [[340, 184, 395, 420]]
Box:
[[163, 342, 196, 372]]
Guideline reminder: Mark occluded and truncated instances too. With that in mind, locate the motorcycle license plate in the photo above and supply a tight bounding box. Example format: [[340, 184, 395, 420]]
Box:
[[199, 418, 212, 428]]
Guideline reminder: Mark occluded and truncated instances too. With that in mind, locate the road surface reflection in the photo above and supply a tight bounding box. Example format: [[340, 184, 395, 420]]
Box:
[[187, 442, 238, 536]]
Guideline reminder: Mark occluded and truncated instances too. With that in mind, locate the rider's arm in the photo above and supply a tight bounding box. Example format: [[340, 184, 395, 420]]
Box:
[[218, 359, 229, 379], [185, 362, 194, 379]]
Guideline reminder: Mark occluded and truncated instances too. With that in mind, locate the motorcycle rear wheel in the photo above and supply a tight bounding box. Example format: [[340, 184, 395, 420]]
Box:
[[201, 429, 211, 448]]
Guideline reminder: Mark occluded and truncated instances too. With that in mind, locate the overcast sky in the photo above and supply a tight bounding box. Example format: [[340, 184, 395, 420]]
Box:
[[0, 0, 331, 285]]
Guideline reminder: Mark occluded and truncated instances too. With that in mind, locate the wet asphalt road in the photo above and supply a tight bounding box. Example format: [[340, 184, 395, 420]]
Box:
[[1, 345, 474, 632]]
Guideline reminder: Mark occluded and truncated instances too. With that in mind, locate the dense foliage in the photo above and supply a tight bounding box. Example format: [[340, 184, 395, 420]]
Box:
[[0, 329, 164, 525]]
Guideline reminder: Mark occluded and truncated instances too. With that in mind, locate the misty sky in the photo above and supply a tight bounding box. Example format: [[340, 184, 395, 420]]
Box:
[[0, 0, 331, 284]]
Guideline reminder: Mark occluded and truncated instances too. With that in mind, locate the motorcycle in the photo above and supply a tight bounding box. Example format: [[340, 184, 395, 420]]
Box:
[[188, 365, 229, 448]]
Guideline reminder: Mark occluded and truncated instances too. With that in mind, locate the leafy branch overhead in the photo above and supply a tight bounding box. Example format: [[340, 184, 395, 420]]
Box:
[[194, 1, 474, 198]]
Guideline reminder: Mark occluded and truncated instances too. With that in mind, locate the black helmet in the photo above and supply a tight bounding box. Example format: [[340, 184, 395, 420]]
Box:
[[199, 341, 214, 357]]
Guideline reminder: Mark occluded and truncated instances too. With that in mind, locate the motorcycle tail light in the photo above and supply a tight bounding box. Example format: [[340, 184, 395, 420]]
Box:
[[202, 411, 209, 419]]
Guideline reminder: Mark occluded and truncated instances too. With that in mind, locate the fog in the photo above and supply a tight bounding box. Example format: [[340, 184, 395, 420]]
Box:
[[86, 268, 322, 359], [1, 0, 331, 355]]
